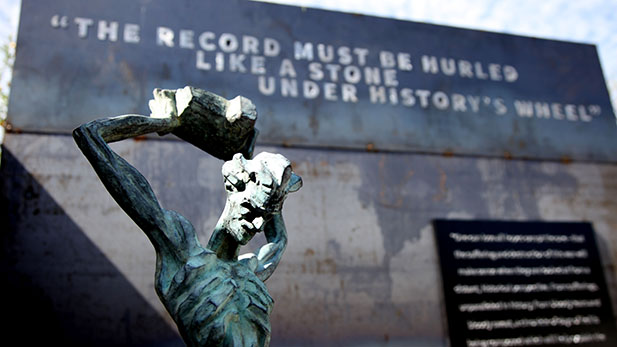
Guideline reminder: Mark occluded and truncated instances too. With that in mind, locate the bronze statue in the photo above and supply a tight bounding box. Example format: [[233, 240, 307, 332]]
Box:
[[73, 86, 302, 346]]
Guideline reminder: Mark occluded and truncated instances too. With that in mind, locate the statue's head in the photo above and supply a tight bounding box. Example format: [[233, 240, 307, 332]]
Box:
[[217, 152, 302, 245]]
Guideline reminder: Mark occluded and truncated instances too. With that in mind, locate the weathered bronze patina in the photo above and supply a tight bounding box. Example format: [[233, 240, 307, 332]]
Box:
[[73, 87, 301, 346]]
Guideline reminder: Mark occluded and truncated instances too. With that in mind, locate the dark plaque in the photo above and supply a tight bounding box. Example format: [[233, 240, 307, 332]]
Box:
[[8, 0, 617, 161], [434, 220, 617, 347]]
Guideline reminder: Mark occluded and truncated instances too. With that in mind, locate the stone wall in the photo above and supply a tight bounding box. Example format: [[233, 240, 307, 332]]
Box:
[[2, 132, 617, 346]]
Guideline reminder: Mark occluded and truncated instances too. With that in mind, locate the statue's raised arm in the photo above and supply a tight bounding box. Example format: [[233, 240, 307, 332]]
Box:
[[73, 87, 301, 347], [73, 87, 258, 261]]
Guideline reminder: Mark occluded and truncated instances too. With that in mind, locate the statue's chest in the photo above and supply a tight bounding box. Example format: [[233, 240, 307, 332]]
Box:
[[160, 253, 273, 346]]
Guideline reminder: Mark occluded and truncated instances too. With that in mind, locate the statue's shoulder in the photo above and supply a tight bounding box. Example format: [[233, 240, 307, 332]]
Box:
[[159, 209, 208, 256]]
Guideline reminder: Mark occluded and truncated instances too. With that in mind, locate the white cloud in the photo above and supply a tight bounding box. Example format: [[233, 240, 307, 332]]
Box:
[[0, 0, 20, 40]]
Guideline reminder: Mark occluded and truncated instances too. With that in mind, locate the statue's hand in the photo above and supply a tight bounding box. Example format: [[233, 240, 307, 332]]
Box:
[[149, 88, 181, 135], [149, 86, 258, 160]]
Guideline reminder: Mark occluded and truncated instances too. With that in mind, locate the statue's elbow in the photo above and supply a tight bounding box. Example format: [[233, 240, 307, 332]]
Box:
[[72, 121, 102, 151], [72, 125, 85, 141], [73, 120, 100, 139]]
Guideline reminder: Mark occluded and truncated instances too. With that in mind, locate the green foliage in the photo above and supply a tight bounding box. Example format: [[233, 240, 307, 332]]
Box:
[[0, 35, 16, 121]]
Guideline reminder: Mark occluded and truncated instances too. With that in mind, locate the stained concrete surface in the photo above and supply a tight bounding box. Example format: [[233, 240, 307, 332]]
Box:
[[2, 132, 617, 346]]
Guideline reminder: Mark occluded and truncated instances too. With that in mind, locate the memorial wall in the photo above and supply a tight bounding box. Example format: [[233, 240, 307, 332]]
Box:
[[2, 0, 617, 346]]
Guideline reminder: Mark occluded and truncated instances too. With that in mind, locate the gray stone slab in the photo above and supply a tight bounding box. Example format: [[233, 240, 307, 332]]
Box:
[[3, 132, 617, 345], [8, 0, 617, 161]]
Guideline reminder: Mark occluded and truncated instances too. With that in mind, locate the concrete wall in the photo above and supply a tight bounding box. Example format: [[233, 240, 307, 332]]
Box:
[[2, 132, 617, 346]]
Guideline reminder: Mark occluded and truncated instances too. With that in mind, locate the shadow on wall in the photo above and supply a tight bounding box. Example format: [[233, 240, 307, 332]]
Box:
[[0, 148, 183, 346]]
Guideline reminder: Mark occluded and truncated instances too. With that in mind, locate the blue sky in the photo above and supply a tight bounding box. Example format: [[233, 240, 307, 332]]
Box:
[[1, 0, 616, 112]]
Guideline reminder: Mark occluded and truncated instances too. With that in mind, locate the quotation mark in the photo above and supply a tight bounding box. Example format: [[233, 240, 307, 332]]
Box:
[[589, 105, 602, 116], [50, 15, 69, 29]]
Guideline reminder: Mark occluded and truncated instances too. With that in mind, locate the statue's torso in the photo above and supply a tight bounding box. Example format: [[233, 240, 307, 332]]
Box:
[[153, 223, 273, 347]]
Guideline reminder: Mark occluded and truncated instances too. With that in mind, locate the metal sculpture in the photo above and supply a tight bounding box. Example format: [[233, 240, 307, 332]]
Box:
[[73, 86, 302, 346]]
